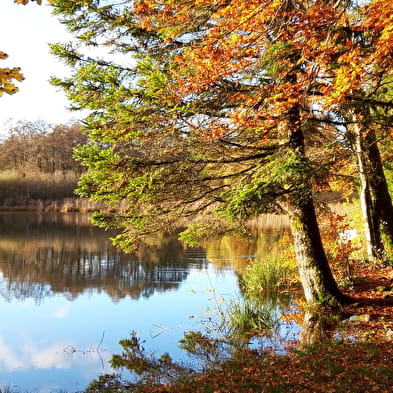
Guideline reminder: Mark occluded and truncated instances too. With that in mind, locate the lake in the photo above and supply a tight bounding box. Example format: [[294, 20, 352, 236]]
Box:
[[0, 212, 294, 392]]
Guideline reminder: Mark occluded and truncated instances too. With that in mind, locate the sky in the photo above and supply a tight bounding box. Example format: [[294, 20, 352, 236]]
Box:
[[0, 1, 81, 135]]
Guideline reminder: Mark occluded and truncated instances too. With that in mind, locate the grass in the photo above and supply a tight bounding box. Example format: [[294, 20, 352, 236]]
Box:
[[0, 170, 77, 204], [0, 170, 110, 212], [178, 324, 392, 392], [241, 256, 295, 295], [225, 298, 280, 335]]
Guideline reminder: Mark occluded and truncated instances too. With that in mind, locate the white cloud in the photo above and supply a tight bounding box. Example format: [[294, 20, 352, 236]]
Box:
[[0, 336, 71, 370], [0, 336, 23, 369], [0, 334, 110, 372], [51, 306, 70, 319], [22, 342, 73, 369]]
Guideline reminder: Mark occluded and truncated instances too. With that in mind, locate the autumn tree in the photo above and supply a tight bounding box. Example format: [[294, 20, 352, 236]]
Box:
[[0, 52, 24, 97], [50, 0, 393, 305], [51, 0, 370, 307], [318, 0, 393, 262]]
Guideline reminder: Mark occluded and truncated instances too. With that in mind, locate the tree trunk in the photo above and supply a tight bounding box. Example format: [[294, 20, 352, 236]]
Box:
[[353, 121, 386, 262], [287, 107, 350, 308], [365, 128, 393, 250], [287, 190, 349, 307]]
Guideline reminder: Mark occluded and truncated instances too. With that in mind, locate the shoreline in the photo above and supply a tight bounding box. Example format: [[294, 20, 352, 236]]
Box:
[[0, 197, 108, 213]]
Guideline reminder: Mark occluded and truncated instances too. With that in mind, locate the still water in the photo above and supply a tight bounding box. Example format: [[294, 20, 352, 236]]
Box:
[[0, 212, 285, 392]]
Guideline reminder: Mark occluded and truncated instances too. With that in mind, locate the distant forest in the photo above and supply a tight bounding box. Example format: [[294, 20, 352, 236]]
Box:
[[0, 120, 90, 209]]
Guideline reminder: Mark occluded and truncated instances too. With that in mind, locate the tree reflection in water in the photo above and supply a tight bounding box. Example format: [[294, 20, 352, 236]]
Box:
[[0, 212, 201, 303], [84, 305, 346, 392], [83, 281, 301, 392], [0, 212, 289, 305], [0, 211, 298, 391], [298, 310, 342, 349]]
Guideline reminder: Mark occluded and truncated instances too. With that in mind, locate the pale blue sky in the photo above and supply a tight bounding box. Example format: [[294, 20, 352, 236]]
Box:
[[0, 1, 80, 134]]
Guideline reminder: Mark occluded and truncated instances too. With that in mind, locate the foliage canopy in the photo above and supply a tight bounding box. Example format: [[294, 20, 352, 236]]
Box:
[[50, 0, 393, 306]]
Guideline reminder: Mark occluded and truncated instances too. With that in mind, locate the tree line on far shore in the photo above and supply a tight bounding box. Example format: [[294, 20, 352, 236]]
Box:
[[0, 120, 88, 207]]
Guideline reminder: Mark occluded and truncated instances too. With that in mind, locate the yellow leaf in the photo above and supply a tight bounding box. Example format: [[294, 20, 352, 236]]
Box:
[[231, 34, 240, 43]]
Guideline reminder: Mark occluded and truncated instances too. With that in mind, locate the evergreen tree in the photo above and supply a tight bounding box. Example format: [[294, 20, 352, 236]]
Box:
[[53, 0, 393, 307]]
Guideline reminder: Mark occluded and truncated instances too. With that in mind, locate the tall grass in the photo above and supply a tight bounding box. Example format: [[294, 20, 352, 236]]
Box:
[[0, 170, 77, 203], [225, 298, 280, 336], [241, 256, 296, 297], [0, 170, 112, 212], [247, 213, 289, 232], [221, 254, 297, 337]]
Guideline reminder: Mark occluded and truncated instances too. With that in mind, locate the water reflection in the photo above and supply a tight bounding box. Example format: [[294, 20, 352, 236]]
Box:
[[0, 213, 205, 303], [0, 212, 292, 392], [298, 311, 342, 349]]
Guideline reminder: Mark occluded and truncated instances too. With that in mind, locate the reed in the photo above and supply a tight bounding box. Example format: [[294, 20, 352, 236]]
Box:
[[247, 213, 289, 232], [241, 256, 296, 297], [225, 298, 279, 335], [0, 170, 116, 212], [0, 170, 77, 203]]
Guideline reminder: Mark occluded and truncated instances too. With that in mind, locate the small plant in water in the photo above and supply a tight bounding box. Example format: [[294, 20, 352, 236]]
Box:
[[241, 255, 295, 298], [226, 298, 279, 336]]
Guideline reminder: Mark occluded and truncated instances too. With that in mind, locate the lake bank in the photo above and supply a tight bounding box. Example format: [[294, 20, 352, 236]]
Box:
[[0, 187, 349, 213], [0, 197, 113, 213], [88, 263, 393, 393]]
